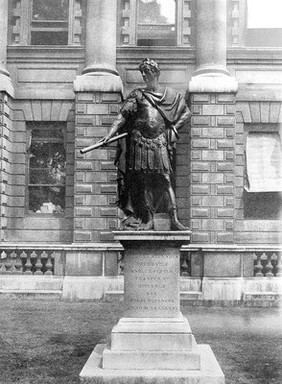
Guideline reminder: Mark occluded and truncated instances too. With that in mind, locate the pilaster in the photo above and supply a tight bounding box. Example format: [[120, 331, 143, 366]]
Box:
[[189, 94, 237, 244], [0, 0, 14, 97], [0, 93, 13, 242], [73, 92, 122, 243], [73, 0, 123, 243], [188, 0, 238, 245]]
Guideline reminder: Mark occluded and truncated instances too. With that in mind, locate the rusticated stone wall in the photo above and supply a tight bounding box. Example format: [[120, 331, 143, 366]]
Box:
[[189, 93, 237, 244], [0, 92, 12, 241], [74, 92, 122, 243]]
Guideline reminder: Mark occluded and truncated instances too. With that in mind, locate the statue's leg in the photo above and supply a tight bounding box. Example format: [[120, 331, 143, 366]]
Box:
[[138, 174, 154, 230], [119, 172, 142, 230], [164, 174, 190, 231]]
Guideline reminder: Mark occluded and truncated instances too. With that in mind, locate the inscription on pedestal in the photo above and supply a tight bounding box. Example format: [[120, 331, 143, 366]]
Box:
[[124, 246, 180, 318]]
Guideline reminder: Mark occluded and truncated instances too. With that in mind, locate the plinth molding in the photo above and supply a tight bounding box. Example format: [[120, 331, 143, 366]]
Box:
[[189, 75, 238, 93], [74, 73, 123, 93]]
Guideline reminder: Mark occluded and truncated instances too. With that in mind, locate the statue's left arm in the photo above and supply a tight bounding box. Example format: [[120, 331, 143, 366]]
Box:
[[173, 106, 191, 131]]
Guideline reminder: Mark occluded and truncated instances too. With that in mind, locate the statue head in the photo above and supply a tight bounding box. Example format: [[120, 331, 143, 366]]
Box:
[[139, 58, 160, 78]]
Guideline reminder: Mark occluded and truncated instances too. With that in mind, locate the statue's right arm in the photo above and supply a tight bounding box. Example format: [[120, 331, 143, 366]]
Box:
[[98, 113, 126, 145]]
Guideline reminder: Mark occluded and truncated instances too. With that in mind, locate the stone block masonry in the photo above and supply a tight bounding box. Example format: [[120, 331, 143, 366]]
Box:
[[0, 92, 13, 241], [74, 92, 122, 242], [190, 93, 236, 244]]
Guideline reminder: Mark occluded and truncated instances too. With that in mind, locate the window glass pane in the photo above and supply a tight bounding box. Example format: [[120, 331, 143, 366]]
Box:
[[246, 0, 282, 47], [31, 0, 69, 45], [29, 186, 65, 214], [30, 169, 66, 185], [139, 0, 175, 24], [28, 123, 66, 215], [244, 191, 282, 220], [245, 132, 282, 192], [137, 0, 176, 46], [32, 0, 69, 21]]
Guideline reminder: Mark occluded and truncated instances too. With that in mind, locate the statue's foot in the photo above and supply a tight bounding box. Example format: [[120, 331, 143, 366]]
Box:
[[171, 219, 190, 231], [138, 220, 154, 231], [121, 216, 140, 230]]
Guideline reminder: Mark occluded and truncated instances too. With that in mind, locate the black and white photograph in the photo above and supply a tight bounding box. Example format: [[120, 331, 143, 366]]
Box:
[[0, 0, 281, 383]]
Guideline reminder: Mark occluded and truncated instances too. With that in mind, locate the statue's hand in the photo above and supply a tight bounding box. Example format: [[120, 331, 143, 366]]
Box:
[[97, 135, 111, 146]]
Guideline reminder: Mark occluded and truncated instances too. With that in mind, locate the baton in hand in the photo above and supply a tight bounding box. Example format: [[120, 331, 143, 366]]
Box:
[[80, 132, 128, 154]]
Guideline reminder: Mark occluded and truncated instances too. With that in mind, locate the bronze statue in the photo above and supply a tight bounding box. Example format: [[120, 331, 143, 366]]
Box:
[[98, 58, 191, 231]]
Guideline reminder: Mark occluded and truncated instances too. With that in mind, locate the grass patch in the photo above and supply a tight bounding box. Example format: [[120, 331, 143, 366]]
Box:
[[0, 297, 281, 384]]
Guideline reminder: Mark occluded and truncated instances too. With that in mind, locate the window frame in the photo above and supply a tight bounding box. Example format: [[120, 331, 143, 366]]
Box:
[[243, 123, 282, 220], [117, 0, 193, 47], [10, 0, 83, 46], [30, 0, 70, 46], [136, 0, 177, 46], [26, 122, 67, 217]]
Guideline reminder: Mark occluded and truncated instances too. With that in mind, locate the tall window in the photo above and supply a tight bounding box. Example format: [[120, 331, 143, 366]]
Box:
[[137, 0, 176, 46], [117, 0, 192, 46], [244, 126, 282, 219], [27, 122, 66, 215], [10, 0, 84, 46], [30, 0, 69, 45]]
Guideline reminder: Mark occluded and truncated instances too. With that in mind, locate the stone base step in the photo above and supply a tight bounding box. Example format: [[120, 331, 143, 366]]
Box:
[[80, 343, 225, 383], [103, 346, 201, 370]]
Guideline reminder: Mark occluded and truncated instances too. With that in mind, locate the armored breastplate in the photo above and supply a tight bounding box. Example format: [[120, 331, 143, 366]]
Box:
[[133, 98, 165, 139]]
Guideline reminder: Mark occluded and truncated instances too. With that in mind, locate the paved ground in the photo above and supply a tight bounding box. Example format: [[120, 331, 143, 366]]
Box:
[[0, 296, 281, 384]]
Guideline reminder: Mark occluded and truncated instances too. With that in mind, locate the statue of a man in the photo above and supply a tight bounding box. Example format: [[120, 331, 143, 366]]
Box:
[[99, 58, 191, 230]]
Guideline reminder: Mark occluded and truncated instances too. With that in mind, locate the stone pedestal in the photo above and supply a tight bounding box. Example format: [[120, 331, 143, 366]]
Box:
[[80, 232, 225, 383]]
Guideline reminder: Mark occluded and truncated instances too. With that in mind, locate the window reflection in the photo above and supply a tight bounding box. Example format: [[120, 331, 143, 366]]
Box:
[[32, 0, 69, 21], [28, 123, 66, 215], [137, 0, 176, 46]]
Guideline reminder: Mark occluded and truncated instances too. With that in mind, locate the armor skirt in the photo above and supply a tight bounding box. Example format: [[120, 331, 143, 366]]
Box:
[[128, 129, 172, 174]]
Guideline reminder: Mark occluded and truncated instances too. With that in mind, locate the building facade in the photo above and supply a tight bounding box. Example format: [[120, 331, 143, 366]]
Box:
[[0, 0, 281, 303]]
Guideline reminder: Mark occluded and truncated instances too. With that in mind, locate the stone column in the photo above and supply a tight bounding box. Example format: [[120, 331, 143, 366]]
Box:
[[0, 0, 14, 96], [73, 0, 123, 243], [194, 0, 228, 77], [189, 0, 238, 93], [83, 0, 119, 77], [188, 0, 238, 246], [74, 0, 122, 92]]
